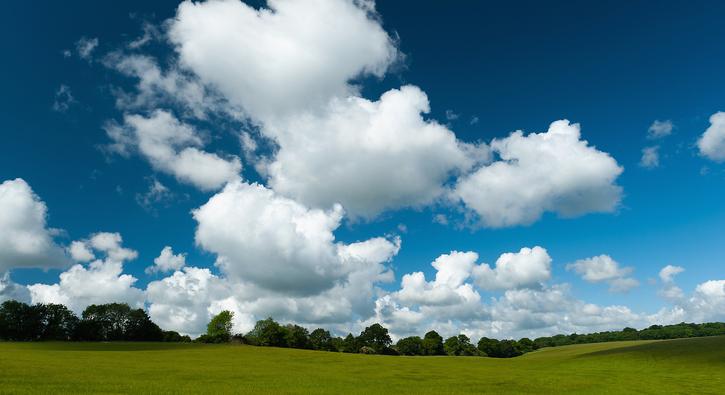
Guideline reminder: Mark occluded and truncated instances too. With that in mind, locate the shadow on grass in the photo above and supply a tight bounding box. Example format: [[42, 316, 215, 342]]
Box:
[[576, 336, 725, 363]]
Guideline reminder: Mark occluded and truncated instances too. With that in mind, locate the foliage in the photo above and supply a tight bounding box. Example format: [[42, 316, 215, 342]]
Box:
[[395, 336, 423, 355], [309, 328, 335, 351], [421, 330, 445, 356], [204, 310, 234, 343], [357, 323, 392, 354], [443, 334, 479, 356]]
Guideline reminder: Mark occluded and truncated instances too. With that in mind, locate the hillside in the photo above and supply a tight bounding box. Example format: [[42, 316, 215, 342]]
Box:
[[1, 336, 723, 394]]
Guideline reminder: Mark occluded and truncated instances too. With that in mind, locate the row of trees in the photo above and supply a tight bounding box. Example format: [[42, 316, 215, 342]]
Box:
[[5, 299, 725, 359], [0, 300, 190, 342]]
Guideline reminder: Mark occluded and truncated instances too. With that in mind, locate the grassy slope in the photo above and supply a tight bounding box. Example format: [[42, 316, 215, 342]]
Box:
[[0, 336, 723, 394]]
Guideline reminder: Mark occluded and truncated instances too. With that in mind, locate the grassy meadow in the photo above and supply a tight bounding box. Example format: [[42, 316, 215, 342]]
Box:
[[1, 336, 723, 394]]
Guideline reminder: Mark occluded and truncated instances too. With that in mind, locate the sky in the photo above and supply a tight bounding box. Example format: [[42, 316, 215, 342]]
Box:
[[1, 0, 725, 339]]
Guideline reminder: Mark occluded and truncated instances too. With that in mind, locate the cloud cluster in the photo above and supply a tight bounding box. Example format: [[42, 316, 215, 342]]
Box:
[[454, 120, 623, 227], [105, 110, 241, 190], [146, 246, 187, 274], [28, 232, 144, 313], [566, 255, 639, 293], [0, 178, 69, 273]]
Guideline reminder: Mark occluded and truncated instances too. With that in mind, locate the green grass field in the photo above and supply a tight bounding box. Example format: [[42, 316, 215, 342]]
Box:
[[1, 336, 724, 394]]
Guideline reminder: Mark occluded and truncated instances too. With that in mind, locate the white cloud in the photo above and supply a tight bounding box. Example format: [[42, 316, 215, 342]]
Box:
[[52, 84, 76, 112], [658, 265, 685, 300], [146, 246, 187, 274], [396, 251, 479, 306], [0, 178, 69, 273], [135, 177, 173, 212], [193, 180, 400, 295], [168, 0, 398, 122], [566, 255, 638, 293], [68, 241, 95, 262], [640, 146, 660, 168], [454, 120, 623, 227], [76, 37, 98, 60], [472, 246, 551, 291], [265, 86, 484, 217], [647, 120, 673, 139], [697, 111, 725, 162], [105, 110, 241, 190], [28, 232, 144, 313]]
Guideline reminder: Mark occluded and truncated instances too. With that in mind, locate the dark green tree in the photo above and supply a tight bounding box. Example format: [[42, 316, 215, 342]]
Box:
[[444, 334, 478, 356], [125, 309, 163, 341], [36, 303, 78, 340], [341, 333, 358, 353], [421, 330, 445, 355], [309, 328, 335, 351], [395, 336, 423, 355], [285, 324, 311, 349], [245, 317, 288, 347], [358, 323, 392, 354]]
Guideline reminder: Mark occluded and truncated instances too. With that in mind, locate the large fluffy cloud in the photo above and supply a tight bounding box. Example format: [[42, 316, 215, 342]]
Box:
[[193, 180, 400, 295], [454, 120, 623, 227], [472, 247, 551, 290], [105, 110, 241, 191], [265, 86, 484, 217], [168, 0, 398, 122], [697, 111, 725, 162], [0, 178, 69, 272], [28, 232, 144, 313]]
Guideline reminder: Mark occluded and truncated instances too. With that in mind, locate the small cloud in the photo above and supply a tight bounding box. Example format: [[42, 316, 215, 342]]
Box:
[[76, 37, 99, 60], [62, 49, 72, 58], [396, 223, 408, 233], [647, 120, 673, 139], [135, 177, 173, 213], [433, 213, 448, 226], [566, 255, 639, 293], [445, 109, 459, 121], [145, 246, 186, 274], [52, 84, 77, 112], [128, 22, 160, 50], [639, 145, 660, 169], [470, 116, 479, 125]]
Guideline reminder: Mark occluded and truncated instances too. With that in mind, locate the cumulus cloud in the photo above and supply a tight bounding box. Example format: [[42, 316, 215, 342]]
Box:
[[396, 251, 479, 306], [105, 110, 241, 190], [265, 86, 485, 217], [697, 111, 725, 162], [168, 0, 398, 122], [640, 146, 660, 168], [193, 180, 400, 295], [0, 178, 69, 273], [28, 232, 144, 313], [454, 120, 623, 227], [473, 247, 552, 291], [146, 246, 187, 274], [647, 120, 673, 139], [566, 255, 639, 293]]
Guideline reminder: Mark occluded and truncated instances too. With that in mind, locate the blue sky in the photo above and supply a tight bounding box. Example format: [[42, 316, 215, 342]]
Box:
[[1, 0, 724, 338]]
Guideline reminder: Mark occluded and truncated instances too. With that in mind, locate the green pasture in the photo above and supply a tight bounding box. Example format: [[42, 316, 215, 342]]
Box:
[[1, 336, 723, 394]]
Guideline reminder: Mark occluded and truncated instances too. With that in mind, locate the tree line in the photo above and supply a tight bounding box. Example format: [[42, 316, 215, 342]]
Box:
[[3, 299, 725, 358], [0, 300, 190, 342]]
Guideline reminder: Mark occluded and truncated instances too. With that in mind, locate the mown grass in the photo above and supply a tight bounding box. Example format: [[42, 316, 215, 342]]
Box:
[[1, 336, 723, 394]]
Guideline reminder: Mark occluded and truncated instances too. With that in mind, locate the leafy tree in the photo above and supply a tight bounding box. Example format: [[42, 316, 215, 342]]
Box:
[[163, 330, 191, 342], [341, 333, 359, 353], [358, 323, 392, 354], [36, 303, 78, 340], [421, 330, 445, 355], [0, 300, 41, 341], [80, 303, 133, 341], [206, 310, 234, 343], [444, 334, 478, 356], [125, 309, 163, 341], [285, 324, 311, 349], [245, 317, 288, 347], [396, 336, 423, 355], [309, 328, 335, 351]]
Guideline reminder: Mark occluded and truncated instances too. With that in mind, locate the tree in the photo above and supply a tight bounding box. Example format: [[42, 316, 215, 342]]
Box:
[[285, 324, 311, 349], [125, 309, 163, 341], [358, 323, 392, 354], [310, 328, 335, 351], [341, 333, 358, 353], [444, 334, 478, 356], [206, 310, 234, 343], [0, 300, 42, 341], [396, 336, 423, 355], [36, 304, 78, 341], [80, 303, 133, 341], [421, 330, 445, 355], [245, 318, 287, 347]]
